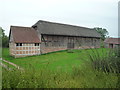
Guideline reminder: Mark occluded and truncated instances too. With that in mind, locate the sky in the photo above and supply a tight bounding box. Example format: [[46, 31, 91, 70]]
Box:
[[0, 0, 119, 37]]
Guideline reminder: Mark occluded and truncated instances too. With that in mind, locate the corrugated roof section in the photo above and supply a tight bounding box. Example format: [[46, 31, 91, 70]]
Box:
[[33, 20, 101, 38], [10, 26, 40, 43], [104, 38, 120, 44]]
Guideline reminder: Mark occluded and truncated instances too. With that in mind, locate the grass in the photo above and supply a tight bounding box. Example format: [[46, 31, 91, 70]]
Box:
[[2, 48, 120, 88], [2, 64, 118, 88], [2, 48, 86, 71], [2, 61, 16, 69]]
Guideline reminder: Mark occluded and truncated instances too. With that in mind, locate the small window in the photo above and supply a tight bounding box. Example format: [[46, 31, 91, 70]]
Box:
[[35, 43, 39, 46], [16, 43, 22, 46]]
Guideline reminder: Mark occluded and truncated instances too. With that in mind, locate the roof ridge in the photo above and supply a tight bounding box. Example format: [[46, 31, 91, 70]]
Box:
[[107, 38, 120, 39], [34, 20, 101, 38], [11, 25, 32, 28]]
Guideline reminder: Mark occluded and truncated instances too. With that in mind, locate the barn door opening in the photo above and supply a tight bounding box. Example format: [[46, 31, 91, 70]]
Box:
[[67, 37, 74, 49]]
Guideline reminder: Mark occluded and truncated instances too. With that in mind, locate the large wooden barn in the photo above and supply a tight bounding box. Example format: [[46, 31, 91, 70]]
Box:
[[9, 20, 101, 58]]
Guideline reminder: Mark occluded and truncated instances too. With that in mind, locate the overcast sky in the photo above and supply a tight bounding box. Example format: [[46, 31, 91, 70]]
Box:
[[0, 0, 119, 37]]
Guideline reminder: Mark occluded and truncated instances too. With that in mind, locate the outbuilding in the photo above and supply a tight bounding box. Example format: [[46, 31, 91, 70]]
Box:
[[104, 38, 120, 48]]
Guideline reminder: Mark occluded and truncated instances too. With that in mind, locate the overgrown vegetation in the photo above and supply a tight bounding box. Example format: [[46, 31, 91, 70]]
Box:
[[87, 48, 120, 74], [87, 48, 120, 88], [2, 48, 120, 88], [2, 65, 118, 88], [0, 27, 9, 48]]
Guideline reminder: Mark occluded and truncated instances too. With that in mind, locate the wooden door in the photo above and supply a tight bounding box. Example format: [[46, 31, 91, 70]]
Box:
[[67, 37, 74, 49]]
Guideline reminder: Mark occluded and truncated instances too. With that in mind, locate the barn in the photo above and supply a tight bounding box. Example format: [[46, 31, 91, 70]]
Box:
[[9, 20, 101, 58], [104, 38, 120, 48]]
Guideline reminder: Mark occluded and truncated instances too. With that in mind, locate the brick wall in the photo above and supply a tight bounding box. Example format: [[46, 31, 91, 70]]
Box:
[[9, 43, 41, 58], [40, 47, 67, 54]]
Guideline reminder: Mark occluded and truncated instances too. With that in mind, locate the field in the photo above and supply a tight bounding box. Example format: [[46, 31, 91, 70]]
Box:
[[2, 48, 93, 71], [2, 48, 120, 88], [2, 48, 107, 71]]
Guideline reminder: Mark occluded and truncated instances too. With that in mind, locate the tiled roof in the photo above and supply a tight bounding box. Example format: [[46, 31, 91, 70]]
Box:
[[104, 38, 120, 44], [10, 26, 40, 43]]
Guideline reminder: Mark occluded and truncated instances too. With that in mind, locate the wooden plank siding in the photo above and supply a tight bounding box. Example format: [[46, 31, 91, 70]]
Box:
[[40, 34, 100, 54]]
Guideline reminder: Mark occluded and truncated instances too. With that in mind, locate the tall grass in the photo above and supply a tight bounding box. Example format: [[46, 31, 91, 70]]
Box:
[[85, 48, 120, 88], [86, 48, 120, 73], [2, 63, 118, 88]]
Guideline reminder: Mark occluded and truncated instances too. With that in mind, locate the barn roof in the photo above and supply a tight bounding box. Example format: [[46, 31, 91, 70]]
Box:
[[104, 38, 120, 44], [10, 26, 40, 43], [32, 20, 101, 38]]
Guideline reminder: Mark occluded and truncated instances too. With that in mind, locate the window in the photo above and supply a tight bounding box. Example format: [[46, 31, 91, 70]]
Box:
[[16, 43, 22, 46], [35, 43, 39, 46]]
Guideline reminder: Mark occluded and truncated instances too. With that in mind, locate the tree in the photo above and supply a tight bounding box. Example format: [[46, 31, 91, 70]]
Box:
[[94, 27, 109, 41], [0, 27, 9, 47]]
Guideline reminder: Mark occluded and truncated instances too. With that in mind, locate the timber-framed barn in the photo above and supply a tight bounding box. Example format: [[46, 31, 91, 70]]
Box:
[[9, 20, 101, 58]]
